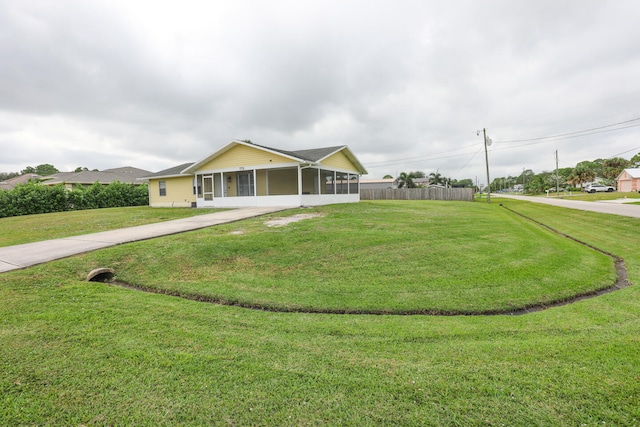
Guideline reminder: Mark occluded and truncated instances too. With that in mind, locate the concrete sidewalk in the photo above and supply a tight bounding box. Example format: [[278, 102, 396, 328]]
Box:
[[494, 194, 640, 218], [0, 207, 287, 273]]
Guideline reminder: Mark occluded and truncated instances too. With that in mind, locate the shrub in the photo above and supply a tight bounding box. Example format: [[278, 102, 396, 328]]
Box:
[[0, 181, 149, 218]]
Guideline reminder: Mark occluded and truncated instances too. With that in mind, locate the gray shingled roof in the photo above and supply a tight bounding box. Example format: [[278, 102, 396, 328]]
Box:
[[141, 163, 195, 179], [43, 167, 153, 185]]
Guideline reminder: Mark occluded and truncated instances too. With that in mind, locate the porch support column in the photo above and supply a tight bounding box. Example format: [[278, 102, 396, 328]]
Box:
[[297, 165, 303, 196], [253, 169, 257, 197]]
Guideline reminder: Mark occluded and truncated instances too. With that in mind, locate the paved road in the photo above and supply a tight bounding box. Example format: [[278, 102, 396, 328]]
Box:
[[0, 207, 287, 274], [494, 194, 640, 218]]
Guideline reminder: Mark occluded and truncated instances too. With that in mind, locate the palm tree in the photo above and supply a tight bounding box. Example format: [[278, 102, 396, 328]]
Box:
[[428, 171, 444, 185], [569, 166, 596, 190], [397, 172, 417, 188], [602, 157, 631, 181]]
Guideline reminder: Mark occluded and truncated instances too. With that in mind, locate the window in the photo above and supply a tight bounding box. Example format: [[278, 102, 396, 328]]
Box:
[[159, 180, 166, 197], [193, 177, 199, 195]]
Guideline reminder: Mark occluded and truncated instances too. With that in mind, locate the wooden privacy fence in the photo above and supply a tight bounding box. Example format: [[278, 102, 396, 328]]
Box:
[[360, 187, 474, 202]]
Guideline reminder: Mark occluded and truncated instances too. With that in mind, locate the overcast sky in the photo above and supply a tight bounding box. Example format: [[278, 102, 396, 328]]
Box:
[[2, 0, 640, 184]]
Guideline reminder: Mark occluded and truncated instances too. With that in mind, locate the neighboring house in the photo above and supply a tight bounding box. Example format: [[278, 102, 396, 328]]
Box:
[[360, 178, 397, 190], [0, 173, 41, 191], [41, 167, 152, 190], [616, 168, 640, 192], [142, 140, 367, 208]]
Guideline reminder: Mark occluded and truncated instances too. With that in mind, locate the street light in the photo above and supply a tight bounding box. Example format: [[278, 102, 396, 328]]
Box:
[[477, 128, 491, 203]]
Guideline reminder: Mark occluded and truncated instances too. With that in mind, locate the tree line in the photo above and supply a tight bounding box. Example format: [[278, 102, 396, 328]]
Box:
[[0, 163, 100, 182], [0, 181, 149, 219], [489, 153, 640, 194], [393, 152, 639, 194]]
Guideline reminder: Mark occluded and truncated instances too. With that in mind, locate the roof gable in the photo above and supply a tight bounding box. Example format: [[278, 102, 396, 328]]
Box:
[[183, 140, 367, 174], [617, 168, 640, 179], [183, 140, 302, 173], [253, 144, 344, 162]]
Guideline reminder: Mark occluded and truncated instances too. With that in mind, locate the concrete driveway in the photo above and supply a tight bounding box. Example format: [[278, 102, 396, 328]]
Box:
[[0, 207, 287, 274], [494, 194, 640, 218]]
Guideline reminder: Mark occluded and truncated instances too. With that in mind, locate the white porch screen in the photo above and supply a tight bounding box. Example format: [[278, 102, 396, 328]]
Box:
[[237, 171, 255, 197]]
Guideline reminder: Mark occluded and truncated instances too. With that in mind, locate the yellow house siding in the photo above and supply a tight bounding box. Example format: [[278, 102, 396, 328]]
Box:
[[256, 170, 268, 196], [302, 168, 318, 194], [198, 145, 293, 171], [148, 179, 161, 205], [320, 150, 358, 172], [267, 169, 298, 195], [149, 177, 195, 207]]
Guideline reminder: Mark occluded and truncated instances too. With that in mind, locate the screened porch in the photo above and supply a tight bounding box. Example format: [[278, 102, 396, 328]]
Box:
[[194, 166, 360, 207]]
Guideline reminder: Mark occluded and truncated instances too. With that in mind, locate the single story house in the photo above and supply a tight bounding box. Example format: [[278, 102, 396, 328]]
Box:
[[616, 168, 640, 192], [142, 140, 368, 208], [40, 167, 152, 190], [360, 178, 397, 190]]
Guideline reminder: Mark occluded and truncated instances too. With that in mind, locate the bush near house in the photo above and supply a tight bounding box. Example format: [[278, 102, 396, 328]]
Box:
[[0, 181, 148, 218]]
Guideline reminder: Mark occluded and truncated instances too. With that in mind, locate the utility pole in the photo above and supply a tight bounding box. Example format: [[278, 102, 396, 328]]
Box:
[[478, 128, 491, 203]]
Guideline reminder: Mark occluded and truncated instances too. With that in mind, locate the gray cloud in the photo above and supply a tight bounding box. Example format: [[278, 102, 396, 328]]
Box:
[[1, 0, 639, 184]]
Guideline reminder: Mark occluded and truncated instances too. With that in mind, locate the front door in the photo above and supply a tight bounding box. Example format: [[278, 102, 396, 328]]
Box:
[[237, 171, 254, 197], [203, 175, 213, 201]]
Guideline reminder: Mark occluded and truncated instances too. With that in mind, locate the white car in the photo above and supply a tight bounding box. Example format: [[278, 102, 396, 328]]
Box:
[[584, 184, 615, 193]]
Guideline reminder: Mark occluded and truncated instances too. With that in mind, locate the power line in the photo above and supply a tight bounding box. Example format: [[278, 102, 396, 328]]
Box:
[[364, 115, 640, 173], [450, 146, 483, 177], [490, 123, 640, 152], [610, 145, 640, 158], [365, 146, 482, 169], [494, 116, 640, 144], [364, 141, 480, 165]]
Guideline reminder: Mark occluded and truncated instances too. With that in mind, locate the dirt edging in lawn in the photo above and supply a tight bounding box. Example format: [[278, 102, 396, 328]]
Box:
[[497, 204, 631, 315], [104, 205, 631, 317]]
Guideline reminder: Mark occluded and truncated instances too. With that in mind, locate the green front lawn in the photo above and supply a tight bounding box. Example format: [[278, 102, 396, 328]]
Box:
[[1, 200, 639, 426], [79, 201, 615, 314]]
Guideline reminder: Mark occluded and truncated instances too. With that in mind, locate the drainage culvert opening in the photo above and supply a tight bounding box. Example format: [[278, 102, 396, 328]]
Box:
[[87, 268, 115, 283]]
